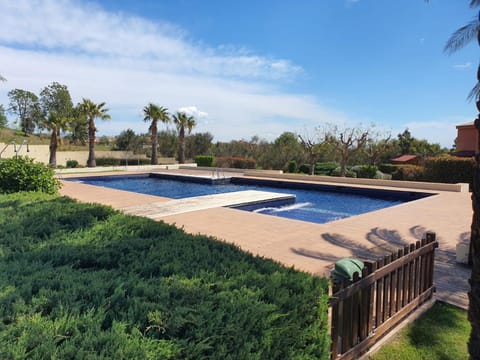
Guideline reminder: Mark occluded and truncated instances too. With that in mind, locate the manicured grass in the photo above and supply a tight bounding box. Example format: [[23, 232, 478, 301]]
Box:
[[371, 302, 470, 360], [0, 192, 330, 359]]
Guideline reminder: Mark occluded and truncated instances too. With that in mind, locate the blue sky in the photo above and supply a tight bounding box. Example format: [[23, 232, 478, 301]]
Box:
[[0, 0, 477, 147]]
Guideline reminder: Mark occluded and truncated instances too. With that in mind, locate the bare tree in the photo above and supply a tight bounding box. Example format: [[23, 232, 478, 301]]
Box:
[[322, 124, 371, 177], [298, 132, 323, 175]]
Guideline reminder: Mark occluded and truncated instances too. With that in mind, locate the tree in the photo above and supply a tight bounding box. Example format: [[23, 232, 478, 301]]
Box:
[[65, 105, 88, 145], [322, 124, 370, 177], [157, 129, 178, 158], [444, 1, 480, 357], [186, 132, 213, 159], [363, 135, 392, 165], [115, 129, 141, 151], [173, 111, 196, 164], [143, 104, 170, 165], [39, 82, 73, 167], [298, 132, 323, 175], [7, 89, 42, 135], [397, 128, 414, 154], [271, 132, 304, 171], [0, 105, 8, 128], [78, 99, 111, 167]]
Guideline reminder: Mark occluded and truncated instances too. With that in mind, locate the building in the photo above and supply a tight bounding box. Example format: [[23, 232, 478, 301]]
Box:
[[390, 154, 421, 165], [455, 121, 477, 157]]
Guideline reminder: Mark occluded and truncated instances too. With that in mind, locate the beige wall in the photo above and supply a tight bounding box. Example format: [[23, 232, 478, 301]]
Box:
[[0, 143, 151, 166]]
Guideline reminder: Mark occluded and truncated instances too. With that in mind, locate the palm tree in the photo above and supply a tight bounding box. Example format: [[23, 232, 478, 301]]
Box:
[[78, 99, 111, 167], [41, 114, 71, 167], [444, 1, 480, 357], [173, 111, 196, 164], [143, 103, 170, 165]]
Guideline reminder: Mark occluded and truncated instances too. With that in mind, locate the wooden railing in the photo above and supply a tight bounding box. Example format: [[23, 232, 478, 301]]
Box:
[[330, 232, 438, 360]]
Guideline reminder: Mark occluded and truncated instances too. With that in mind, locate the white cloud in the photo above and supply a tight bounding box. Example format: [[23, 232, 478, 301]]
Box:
[[178, 106, 208, 119], [0, 0, 350, 142]]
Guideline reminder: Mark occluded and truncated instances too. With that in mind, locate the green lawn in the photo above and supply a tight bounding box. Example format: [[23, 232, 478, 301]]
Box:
[[371, 302, 470, 360], [0, 192, 330, 359]]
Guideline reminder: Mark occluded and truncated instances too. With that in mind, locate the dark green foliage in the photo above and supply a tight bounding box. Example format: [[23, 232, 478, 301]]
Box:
[[379, 164, 401, 174], [331, 167, 357, 178], [391, 165, 425, 181], [66, 159, 79, 168], [299, 163, 311, 174], [215, 156, 256, 169], [423, 156, 474, 186], [314, 162, 338, 175], [352, 165, 378, 179], [195, 155, 214, 167], [0, 104, 7, 128], [0, 193, 330, 359], [95, 157, 151, 166], [0, 156, 61, 194], [287, 160, 297, 173]]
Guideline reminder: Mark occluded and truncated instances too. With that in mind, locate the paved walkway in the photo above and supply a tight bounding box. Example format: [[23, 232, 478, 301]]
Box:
[[60, 171, 472, 309]]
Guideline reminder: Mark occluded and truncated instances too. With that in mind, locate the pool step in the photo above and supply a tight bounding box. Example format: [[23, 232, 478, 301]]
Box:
[[120, 190, 295, 218]]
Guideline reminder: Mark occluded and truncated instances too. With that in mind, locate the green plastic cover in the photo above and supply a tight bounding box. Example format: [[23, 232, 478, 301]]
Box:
[[331, 258, 365, 281]]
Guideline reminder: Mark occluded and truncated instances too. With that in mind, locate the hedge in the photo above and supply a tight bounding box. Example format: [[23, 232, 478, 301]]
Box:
[[95, 157, 152, 166], [214, 156, 256, 169], [0, 193, 330, 359], [423, 156, 474, 186], [391, 165, 425, 181], [195, 155, 214, 167]]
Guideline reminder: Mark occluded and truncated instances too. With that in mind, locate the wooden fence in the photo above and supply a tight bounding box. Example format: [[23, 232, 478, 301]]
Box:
[[330, 232, 438, 360]]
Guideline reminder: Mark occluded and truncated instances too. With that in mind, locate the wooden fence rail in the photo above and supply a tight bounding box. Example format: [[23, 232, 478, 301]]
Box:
[[330, 232, 438, 360]]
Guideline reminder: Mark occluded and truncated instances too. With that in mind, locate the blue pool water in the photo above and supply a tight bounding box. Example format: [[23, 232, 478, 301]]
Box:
[[70, 175, 429, 224]]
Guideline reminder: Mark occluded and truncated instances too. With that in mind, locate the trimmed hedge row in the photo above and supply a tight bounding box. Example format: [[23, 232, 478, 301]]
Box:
[[214, 156, 256, 169], [95, 157, 152, 166], [194, 155, 214, 167], [0, 193, 330, 359]]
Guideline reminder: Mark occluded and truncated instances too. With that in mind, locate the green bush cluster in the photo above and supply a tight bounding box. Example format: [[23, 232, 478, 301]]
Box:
[[331, 167, 357, 178], [215, 156, 256, 169], [0, 193, 330, 359], [314, 162, 339, 176], [379, 164, 401, 174], [95, 157, 151, 166], [194, 155, 214, 167], [66, 159, 79, 168], [423, 156, 474, 185], [298, 163, 311, 174], [352, 165, 378, 179], [0, 156, 61, 194], [287, 160, 297, 173], [391, 165, 425, 181]]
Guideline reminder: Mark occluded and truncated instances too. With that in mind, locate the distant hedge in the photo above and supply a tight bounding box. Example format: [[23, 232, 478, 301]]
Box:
[[391, 165, 424, 181], [0, 193, 330, 359], [215, 156, 256, 169], [423, 156, 474, 186], [95, 157, 151, 166], [195, 155, 214, 167]]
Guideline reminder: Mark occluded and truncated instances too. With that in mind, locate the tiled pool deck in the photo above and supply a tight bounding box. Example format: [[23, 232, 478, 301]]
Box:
[[59, 169, 472, 309]]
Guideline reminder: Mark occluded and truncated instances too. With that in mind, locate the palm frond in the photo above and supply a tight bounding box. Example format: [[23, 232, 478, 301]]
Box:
[[444, 18, 480, 54], [467, 81, 480, 102], [471, 0, 480, 8]]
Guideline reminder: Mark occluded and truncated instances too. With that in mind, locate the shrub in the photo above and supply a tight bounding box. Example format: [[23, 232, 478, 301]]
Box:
[[287, 160, 297, 173], [66, 159, 79, 168], [352, 165, 378, 179], [423, 156, 474, 186], [379, 164, 401, 174], [298, 164, 311, 174], [391, 165, 425, 181], [331, 167, 357, 178], [95, 157, 151, 166], [0, 193, 330, 359], [195, 155, 214, 167], [215, 157, 256, 169], [0, 156, 61, 194], [314, 162, 338, 175]]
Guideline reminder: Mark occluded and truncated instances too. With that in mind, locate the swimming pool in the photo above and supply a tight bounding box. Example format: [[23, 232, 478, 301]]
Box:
[[69, 174, 430, 224]]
